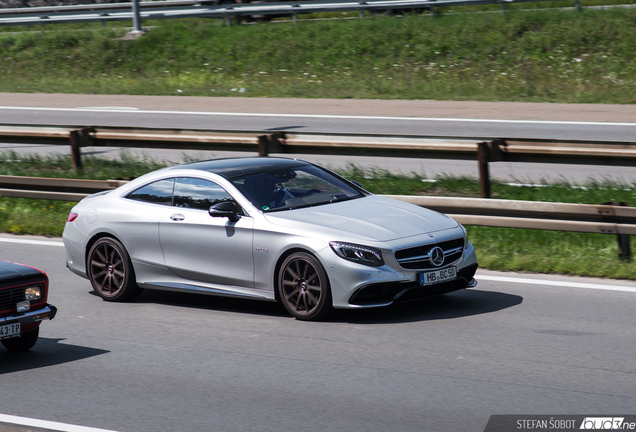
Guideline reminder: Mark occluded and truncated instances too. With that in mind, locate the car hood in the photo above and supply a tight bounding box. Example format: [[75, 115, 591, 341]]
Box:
[[264, 195, 459, 242], [0, 260, 46, 287]]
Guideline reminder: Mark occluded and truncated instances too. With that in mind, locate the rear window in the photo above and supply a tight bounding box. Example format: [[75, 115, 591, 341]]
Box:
[[125, 178, 175, 205]]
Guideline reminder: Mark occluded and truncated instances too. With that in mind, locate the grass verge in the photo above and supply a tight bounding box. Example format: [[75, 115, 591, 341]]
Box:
[[0, 152, 634, 279], [0, 7, 635, 102]]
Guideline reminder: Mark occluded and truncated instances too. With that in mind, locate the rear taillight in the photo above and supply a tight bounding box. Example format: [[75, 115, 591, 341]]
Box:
[[67, 212, 78, 222]]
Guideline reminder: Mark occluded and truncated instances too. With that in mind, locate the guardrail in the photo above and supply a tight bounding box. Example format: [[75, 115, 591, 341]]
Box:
[[0, 0, 587, 28], [2, 123, 636, 199], [0, 0, 200, 15], [0, 174, 632, 259]]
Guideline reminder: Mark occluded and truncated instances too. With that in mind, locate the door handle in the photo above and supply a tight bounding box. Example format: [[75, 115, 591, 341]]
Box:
[[170, 214, 185, 221]]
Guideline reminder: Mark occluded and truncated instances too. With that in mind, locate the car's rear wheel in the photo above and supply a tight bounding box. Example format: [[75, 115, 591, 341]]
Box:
[[278, 252, 332, 321], [2, 327, 39, 352], [87, 237, 142, 302]]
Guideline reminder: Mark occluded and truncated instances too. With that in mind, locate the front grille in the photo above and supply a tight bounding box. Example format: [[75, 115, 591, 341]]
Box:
[[395, 238, 464, 270], [0, 287, 26, 311]]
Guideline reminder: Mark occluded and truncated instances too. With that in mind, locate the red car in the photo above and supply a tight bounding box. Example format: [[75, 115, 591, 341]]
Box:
[[0, 260, 57, 352]]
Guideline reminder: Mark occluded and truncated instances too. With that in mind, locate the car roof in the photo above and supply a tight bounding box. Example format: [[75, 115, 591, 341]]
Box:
[[170, 157, 311, 180]]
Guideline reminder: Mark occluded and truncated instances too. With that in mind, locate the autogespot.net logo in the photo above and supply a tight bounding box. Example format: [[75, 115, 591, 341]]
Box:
[[484, 415, 636, 431], [580, 418, 632, 430]]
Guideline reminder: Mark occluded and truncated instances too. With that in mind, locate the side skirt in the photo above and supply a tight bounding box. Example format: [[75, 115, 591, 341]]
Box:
[[138, 281, 276, 301]]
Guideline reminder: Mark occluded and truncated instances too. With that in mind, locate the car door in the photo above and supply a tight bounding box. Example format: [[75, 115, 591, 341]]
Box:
[[159, 177, 255, 288]]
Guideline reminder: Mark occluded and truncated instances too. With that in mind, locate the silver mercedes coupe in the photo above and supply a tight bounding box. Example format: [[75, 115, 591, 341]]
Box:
[[63, 157, 478, 320]]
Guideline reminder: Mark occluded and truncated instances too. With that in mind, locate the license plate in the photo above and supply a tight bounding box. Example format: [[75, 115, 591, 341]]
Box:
[[0, 322, 21, 339], [420, 266, 457, 285]]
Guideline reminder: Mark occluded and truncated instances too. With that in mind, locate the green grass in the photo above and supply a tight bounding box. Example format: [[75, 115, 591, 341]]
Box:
[[466, 227, 635, 279], [0, 198, 75, 236], [1, 153, 634, 279], [0, 151, 166, 179], [0, 7, 635, 102], [0, 151, 166, 235]]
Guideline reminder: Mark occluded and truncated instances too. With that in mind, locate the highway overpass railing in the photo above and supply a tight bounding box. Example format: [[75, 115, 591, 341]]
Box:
[[0, 0, 589, 28]]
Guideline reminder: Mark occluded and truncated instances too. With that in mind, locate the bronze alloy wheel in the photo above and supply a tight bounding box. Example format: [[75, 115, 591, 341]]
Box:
[[278, 252, 332, 320], [87, 238, 142, 302]]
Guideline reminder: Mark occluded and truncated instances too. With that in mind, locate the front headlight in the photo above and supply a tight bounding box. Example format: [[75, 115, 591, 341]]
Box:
[[460, 224, 469, 249], [329, 242, 384, 267], [25, 286, 42, 301]]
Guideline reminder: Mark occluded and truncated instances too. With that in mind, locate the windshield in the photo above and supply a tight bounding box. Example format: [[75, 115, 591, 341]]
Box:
[[230, 165, 365, 212]]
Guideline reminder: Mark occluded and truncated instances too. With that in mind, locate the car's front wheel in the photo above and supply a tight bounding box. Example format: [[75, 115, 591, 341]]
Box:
[[278, 252, 332, 321], [87, 237, 143, 302], [1, 327, 39, 352]]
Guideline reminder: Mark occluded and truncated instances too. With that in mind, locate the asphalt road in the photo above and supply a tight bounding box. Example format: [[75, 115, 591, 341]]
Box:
[[2, 94, 636, 183], [1, 235, 635, 432], [3, 104, 636, 141]]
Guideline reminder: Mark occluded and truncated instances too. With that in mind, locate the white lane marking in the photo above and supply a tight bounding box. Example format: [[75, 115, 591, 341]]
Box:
[[1, 106, 636, 126], [77, 106, 140, 110], [476, 275, 636, 293], [0, 237, 64, 247], [0, 414, 122, 432]]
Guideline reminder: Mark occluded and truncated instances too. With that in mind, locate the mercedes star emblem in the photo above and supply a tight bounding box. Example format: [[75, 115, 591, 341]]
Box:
[[429, 246, 445, 267]]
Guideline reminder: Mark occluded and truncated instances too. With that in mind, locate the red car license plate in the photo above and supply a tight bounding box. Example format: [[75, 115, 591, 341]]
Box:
[[0, 322, 21, 339]]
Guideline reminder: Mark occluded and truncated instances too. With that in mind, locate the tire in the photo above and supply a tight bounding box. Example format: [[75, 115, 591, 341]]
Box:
[[87, 237, 143, 302], [278, 252, 332, 321], [2, 327, 39, 352]]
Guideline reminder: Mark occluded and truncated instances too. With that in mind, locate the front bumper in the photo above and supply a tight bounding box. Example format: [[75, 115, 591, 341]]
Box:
[[324, 235, 479, 308], [0, 304, 58, 327], [348, 263, 478, 306]]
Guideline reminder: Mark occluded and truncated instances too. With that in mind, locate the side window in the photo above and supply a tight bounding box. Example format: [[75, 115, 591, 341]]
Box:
[[173, 177, 234, 210], [125, 178, 175, 205]]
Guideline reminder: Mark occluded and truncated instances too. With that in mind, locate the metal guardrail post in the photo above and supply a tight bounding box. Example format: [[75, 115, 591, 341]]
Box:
[[257, 135, 270, 157], [575, 0, 581, 11], [599, 201, 631, 260], [500, 0, 512, 12], [478, 139, 509, 199], [477, 141, 490, 199], [359, 2, 367, 19], [69, 130, 83, 170], [257, 132, 285, 156], [619, 233, 631, 261], [614, 202, 631, 261], [132, 0, 141, 32], [68, 128, 93, 170]]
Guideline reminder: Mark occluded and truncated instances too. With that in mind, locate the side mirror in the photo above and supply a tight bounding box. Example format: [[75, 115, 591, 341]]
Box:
[[209, 201, 241, 222]]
